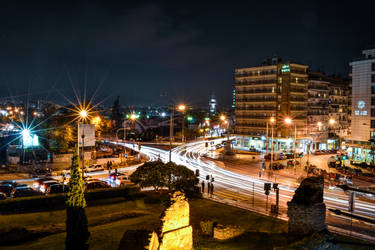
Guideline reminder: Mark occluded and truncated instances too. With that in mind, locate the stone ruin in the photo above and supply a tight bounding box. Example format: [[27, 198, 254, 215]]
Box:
[[200, 220, 245, 240], [147, 191, 193, 250], [287, 176, 327, 235]]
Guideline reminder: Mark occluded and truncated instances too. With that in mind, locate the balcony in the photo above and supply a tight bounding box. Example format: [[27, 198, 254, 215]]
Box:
[[236, 88, 276, 95], [236, 123, 266, 128], [236, 115, 271, 120], [290, 97, 306, 103], [236, 97, 277, 103], [236, 106, 276, 111], [236, 79, 277, 86], [236, 70, 276, 77]]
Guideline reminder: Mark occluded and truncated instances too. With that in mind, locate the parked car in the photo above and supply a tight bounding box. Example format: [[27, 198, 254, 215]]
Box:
[[85, 164, 105, 173], [0, 192, 6, 200], [0, 184, 14, 197], [269, 163, 285, 170], [85, 180, 111, 190], [46, 184, 68, 195], [12, 186, 43, 198], [30, 168, 52, 178]]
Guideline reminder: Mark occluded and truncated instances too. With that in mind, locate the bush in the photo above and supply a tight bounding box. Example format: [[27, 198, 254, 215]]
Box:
[[0, 186, 140, 214]]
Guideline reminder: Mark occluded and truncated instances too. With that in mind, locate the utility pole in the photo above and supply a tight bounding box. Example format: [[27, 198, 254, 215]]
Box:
[[169, 108, 174, 162], [252, 182, 255, 208], [294, 124, 297, 175]]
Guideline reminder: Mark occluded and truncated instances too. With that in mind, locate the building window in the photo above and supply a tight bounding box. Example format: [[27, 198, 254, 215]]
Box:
[[372, 74, 375, 83], [278, 77, 282, 83], [372, 86, 375, 94], [372, 109, 375, 117], [372, 97, 375, 106], [372, 63, 375, 71], [371, 120, 375, 129]]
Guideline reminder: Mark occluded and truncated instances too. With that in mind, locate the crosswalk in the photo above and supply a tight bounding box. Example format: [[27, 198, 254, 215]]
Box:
[[213, 189, 251, 202]]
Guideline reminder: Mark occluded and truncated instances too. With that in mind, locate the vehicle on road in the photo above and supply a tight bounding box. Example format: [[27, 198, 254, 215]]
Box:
[[40, 180, 60, 193], [85, 164, 105, 173], [0, 192, 6, 200], [12, 186, 43, 198], [85, 180, 111, 190], [287, 160, 300, 166], [0, 184, 14, 197], [46, 183, 68, 195], [33, 177, 57, 190], [108, 173, 131, 187], [269, 163, 285, 170]]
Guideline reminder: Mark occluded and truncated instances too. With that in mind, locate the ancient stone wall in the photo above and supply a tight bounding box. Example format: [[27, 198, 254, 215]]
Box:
[[213, 224, 245, 240], [287, 176, 327, 235]]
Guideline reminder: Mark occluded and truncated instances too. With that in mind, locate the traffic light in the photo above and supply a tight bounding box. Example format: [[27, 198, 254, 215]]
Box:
[[264, 183, 271, 195], [273, 183, 278, 190], [206, 175, 210, 180], [195, 169, 200, 177], [211, 177, 214, 182]]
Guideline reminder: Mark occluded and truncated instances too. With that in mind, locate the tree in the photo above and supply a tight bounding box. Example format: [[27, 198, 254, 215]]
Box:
[[129, 161, 167, 191], [65, 148, 90, 250], [129, 161, 198, 194]]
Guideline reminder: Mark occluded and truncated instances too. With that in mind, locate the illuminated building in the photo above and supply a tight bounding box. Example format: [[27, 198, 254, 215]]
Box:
[[348, 48, 375, 162], [234, 57, 308, 150]]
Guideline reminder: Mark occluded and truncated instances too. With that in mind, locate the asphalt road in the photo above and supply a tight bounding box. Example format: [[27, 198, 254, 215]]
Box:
[[115, 139, 375, 241]]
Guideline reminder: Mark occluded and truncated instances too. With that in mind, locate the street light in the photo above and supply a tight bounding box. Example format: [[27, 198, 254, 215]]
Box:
[[77, 109, 89, 176], [285, 117, 297, 175], [269, 117, 275, 169], [178, 104, 186, 143], [220, 115, 226, 121], [169, 104, 186, 162], [329, 118, 336, 125]]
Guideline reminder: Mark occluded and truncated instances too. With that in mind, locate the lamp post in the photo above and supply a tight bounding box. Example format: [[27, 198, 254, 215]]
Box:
[[169, 104, 186, 162], [117, 113, 137, 163], [78, 109, 88, 176], [178, 104, 186, 143], [285, 117, 297, 175], [270, 117, 275, 169]]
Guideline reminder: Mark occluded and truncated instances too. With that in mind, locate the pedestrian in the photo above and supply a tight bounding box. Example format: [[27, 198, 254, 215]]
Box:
[[210, 183, 214, 197], [207, 182, 211, 194], [201, 181, 205, 193]]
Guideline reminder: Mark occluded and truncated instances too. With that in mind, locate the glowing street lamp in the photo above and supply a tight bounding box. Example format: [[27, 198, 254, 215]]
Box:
[[284, 117, 292, 125], [178, 104, 186, 111], [220, 115, 226, 121], [329, 118, 336, 125], [269, 117, 276, 168], [79, 110, 88, 120], [317, 121, 323, 127], [130, 113, 137, 120]]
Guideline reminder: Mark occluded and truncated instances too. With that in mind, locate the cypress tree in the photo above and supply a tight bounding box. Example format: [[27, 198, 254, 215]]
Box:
[[65, 147, 90, 250]]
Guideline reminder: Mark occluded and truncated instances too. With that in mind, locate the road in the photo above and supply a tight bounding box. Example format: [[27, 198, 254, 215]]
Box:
[[115, 139, 375, 241]]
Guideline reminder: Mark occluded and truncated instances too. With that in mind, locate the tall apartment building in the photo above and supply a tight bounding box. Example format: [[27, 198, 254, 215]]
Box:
[[234, 57, 308, 150], [308, 72, 350, 150], [349, 48, 375, 162]]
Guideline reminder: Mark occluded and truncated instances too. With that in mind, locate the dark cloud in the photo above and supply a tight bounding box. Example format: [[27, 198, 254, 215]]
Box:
[[0, 0, 374, 107]]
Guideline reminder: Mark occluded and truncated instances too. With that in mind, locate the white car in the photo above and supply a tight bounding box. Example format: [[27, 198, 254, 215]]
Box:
[[85, 164, 105, 173]]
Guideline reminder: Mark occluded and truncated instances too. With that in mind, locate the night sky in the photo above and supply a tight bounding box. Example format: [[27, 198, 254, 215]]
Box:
[[0, 0, 374, 107]]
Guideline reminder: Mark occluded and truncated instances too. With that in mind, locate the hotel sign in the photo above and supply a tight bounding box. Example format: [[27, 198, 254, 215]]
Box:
[[281, 64, 290, 73], [354, 100, 367, 116]]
